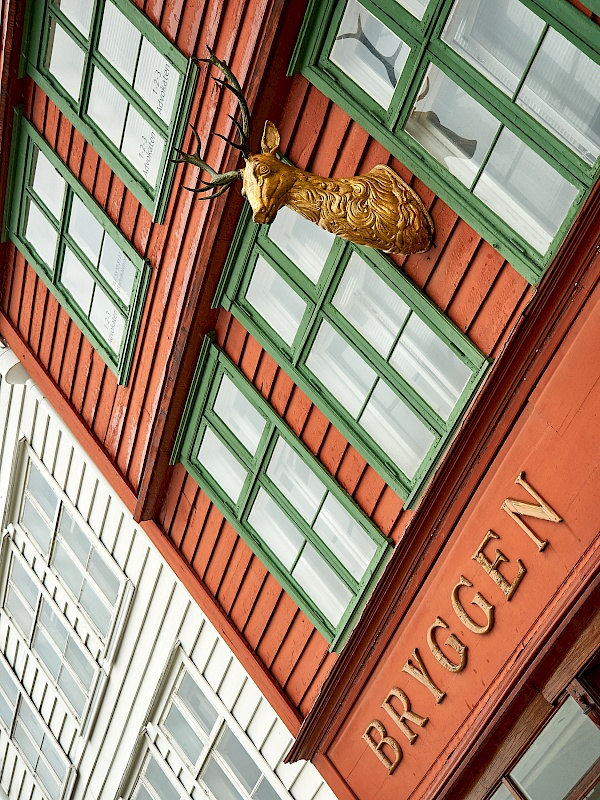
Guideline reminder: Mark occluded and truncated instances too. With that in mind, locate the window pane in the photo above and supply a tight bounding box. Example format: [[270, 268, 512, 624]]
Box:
[[333, 253, 410, 358], [213, 375, 266, 456], [88, 548, 120, 606], [178, 673, 219, 736], [359, 380, 435, 479], [198, 427, 248, 503], [248, 488, 304, 570], [306, 322, 376, 418], [60, 511, 91, 565], [330, 0, 409, 109], [24, 201, 58, 268], [64, 629, 94, 690], [510, 697, 600, 800], [21, 496, 53, 554], [45, 19, 86, 101], [145, 757, 182, 800], [134, 38, 179, 124], [98, 1, 141, 84], [26, 463, 59, 522], [517, 28, 600, 165], [405, 65, 500, 189], [31, 148, 65, 219], [203, 756, 245, 800], [474, 128, 579, 253], [80, 579, 111, 636], [34, 628, 63, 681], [5, 584, 35, 639], [87, 69, 128, 147], [266, 438, 326, 523], [245, 257, 307, 346], [292, 544, 351, 626], [53, 0, 94, 37], [122, 109, 165, 188], [61, 247, 95, 314], [99, 237, 136, 304], [268, 206, 334, 284], [52, 539, 84, 596], [313, 494, 377, 580], [164, 703, 203, 763], [69, 195, 104, 266], [389, 315, 472, 419], [442, 0, 545, 96], [395, 0, 429, 20], [90, 287, 126, 353], [11, 558, 40, 612], [255, 778, 282, 800], [217, 728, 261, 793]]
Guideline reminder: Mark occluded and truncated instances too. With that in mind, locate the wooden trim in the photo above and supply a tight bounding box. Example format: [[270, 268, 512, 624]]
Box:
[[286, 174, 600, 763], [0, 315, 303, 736]]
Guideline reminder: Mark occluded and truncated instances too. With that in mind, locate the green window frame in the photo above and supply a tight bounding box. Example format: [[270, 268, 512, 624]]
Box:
[[290, 0, 600, 283], [173, 338, 392, 649], [22, 0, 198, 220], [5, 116, 151, 383], [215, 205, 488, 505]]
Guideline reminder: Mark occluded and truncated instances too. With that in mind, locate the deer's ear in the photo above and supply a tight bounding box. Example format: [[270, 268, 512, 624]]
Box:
[[261, 120, 280, 155]]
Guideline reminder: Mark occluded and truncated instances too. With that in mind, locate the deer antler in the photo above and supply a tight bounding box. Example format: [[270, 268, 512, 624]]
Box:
[[172, 47, 249, 199]]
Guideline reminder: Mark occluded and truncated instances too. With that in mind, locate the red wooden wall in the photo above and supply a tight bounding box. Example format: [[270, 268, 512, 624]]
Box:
[[1, 0, 563, 723]]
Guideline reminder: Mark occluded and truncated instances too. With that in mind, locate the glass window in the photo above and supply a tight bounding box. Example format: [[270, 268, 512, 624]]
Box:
[[7, 120, 150, 383], [25, 0, 197, 217], [17, 455, 125, 643], [153, 666, 285, 800], [174, 344, 390, 644], [223, 213, 485, 502], [0, 657, 71, 800], [295, 0, 599, 282]]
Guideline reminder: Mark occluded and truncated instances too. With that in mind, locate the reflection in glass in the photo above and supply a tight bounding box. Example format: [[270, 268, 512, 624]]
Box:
[[45, 20, 86, 101], [198, 427, 247, 503], [314, 493, 377, 580], [292, 544, 351, 626], [61, 248, 94, 313], [405, 65, 499, 188], [164, 703, 203, 763], [31, 149, 65, 219], [54, 0, 94, 36], [213, 375, 266, 455], [245, 257, 306, 346], [69, 196, 104, 265], [390, 314, 472, 419], [395, 0, 429, 20], [266, 438, 326, 523], [88, 69, 128, 146], [510, 697, 600, 800], [178, 673, 219, 736], [26, 462, 59, 522], [474, 128, 579, 253], [217, 728, 261, 793], [268, 206, 334, 284], [248, 488, 303, 569], [306, 321, 376, 418], [122, 108, 165, 187], [442, 0, 545, 96], [90, 288, 126, 352], [360, 380, 435, 478], [99, 237, 136, 304], [135, 38, 178, 123], [333, 253, 409, 358], [203, 757, 245, 800], [24, 201, 58, 268], [98, 1, 140, 83], [330, 0, 409, 109], [517, 28, 600, 165]]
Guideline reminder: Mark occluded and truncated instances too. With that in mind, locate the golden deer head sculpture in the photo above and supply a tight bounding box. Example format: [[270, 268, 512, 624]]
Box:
[[175, 50, 434, 256]]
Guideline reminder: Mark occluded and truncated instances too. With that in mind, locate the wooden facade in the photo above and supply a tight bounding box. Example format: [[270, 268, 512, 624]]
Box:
[[1, 0, 600, 799]]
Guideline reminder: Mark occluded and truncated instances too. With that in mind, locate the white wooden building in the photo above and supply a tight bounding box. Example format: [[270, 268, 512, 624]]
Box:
[[0, 344, 335, 800]]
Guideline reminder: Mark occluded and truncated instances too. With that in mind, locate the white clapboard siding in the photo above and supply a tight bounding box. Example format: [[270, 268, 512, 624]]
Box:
[[0, 349, 337, 800]]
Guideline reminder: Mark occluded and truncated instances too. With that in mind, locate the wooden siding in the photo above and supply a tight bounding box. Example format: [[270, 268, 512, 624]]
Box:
[[0, 357, 336, 800]]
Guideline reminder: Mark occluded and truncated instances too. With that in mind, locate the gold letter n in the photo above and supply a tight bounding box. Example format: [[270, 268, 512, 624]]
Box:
[[502, 472, 562, 552]]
